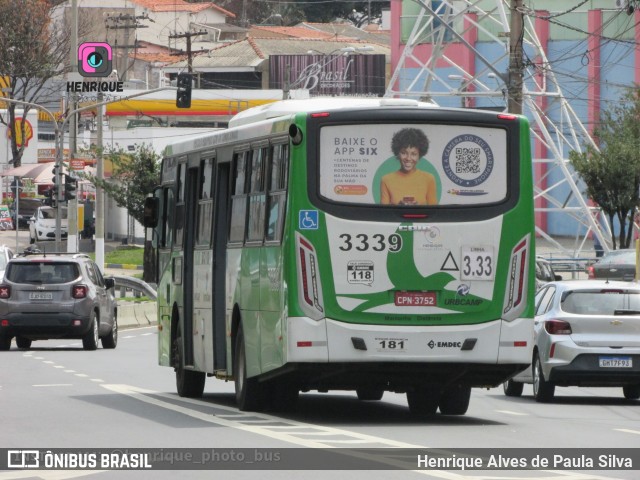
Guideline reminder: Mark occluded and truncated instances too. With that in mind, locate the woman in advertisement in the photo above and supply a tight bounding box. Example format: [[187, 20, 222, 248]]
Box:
[[380, 128, 438, 205]]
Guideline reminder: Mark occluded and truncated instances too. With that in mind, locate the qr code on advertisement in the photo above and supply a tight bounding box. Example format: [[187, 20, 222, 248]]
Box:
[[455, 147, 481, 174]]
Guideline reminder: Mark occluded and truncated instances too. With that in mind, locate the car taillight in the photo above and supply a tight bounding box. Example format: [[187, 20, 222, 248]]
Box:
[[72, 284, 88, 299], [0, 285, 10, 299], [587, 265, 595, 279], [545, 319, 572, 335]]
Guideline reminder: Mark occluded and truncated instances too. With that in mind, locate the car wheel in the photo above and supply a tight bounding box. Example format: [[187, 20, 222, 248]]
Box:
[[0, 335, 11, 351], [356, 388, 384, 401], [406, 389, 439, 416], [439, 385, 471, 415], [234, 325, 267, 411], [532, 352, 555, 403], [82, 312, 99, 351], [101, 314, 118, 349], [503, 379, 524, 397], [623, 385, 640, 400], [16, 337, 32, 350], [173, 334, 205, 398]]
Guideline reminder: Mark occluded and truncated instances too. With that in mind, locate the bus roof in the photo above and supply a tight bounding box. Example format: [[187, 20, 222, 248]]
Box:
[[228, 97, 439, 128]]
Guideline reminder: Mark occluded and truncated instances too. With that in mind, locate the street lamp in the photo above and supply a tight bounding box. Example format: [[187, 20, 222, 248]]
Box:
[[448, 74, 469, 108]]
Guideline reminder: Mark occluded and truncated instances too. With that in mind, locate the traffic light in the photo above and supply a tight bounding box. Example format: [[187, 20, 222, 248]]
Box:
[[50, 185, 59, 207], [43, 188, 53, 206], [176, 73, 192, 108], [64, 174, 77, 201]]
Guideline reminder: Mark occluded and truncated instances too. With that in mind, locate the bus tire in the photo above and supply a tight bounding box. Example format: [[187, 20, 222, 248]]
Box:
[[234, 326, 267, 411], [503, 379, 524, 397], [533, 352, 555, 403], [174, 336, 205, 398], [16, 337, 32, 350], [270, 382, 299, 412], [356, 388, 384, 401], [0, 335, 11, 351], [623, 385, 640, 400], [406, 390, 439, 416], [439, 385, 471, 415]]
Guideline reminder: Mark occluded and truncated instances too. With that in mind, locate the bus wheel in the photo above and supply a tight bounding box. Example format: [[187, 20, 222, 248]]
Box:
[[173, 336, 205, 398], [356, 388, 384, 401], [234, 326, 267, 411], [623, 385, 640, 400], [532, 352, 555, 403], [270, 382, 299, 412], [406, 390, 439, 416], [439, 385, 471, 415]]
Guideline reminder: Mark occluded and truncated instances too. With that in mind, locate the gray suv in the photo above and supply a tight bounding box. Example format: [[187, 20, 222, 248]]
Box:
[[0, 252, 117, 351]]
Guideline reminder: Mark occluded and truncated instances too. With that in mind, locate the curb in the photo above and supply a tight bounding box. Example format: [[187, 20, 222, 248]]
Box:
[[118, 301, 157, 329]]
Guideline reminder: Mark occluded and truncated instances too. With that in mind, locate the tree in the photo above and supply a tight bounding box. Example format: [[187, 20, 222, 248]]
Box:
[[569, 86, 640, 249], [82, 144, 160, 282], [0, 0, 71, 167]]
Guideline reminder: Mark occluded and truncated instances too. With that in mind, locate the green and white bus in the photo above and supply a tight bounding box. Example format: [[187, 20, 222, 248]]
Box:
[[144, 97, 535, 415]]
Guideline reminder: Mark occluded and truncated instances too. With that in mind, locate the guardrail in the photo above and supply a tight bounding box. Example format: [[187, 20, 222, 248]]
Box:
[[111, 275, 157, 300]]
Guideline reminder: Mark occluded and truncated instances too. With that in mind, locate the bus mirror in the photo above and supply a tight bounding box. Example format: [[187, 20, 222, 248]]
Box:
[[289, 124, 303, 146], [143, 197, 159, 228]]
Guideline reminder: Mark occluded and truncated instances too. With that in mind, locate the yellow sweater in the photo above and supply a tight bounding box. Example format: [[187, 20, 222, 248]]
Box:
[[380, 169, 437, 205]]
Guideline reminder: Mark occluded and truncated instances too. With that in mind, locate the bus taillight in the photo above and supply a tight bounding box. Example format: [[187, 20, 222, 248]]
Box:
[[503, 234, 531, 321], [296, 233, 325, 319]]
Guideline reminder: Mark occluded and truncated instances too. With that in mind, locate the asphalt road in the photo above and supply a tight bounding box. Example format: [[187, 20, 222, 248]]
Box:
[[1, 328, 639, 480]]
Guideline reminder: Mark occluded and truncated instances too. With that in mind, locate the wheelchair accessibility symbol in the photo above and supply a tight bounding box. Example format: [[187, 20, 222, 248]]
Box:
[[299, 210, 319, 230]]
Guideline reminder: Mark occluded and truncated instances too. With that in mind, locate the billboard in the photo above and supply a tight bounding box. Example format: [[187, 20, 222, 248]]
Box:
[[269, 54, 386, 97]]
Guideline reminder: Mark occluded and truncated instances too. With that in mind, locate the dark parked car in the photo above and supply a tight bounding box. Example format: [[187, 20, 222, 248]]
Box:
[[535, 256, 561, 290], [586, 249, 636, 281], [9, 197, 43, 229], [0, 252, 118, 351]]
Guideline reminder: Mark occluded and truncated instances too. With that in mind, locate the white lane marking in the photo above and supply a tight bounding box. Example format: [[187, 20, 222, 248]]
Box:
[[100, 384, 620, 480], [74, 374, 88, 378], [494, 409, 528, 416], [54, 366, 65, 369], [64, 370, 76, 373], [33, 384, 73, 387], [90, 379, 104, 383], [615, 428, 640, 435], [43, 361, 55, 364]]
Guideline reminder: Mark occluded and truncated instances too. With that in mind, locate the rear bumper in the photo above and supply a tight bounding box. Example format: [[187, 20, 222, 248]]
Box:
[[0, 313, 92, 340], [548, 354, 640, 387]]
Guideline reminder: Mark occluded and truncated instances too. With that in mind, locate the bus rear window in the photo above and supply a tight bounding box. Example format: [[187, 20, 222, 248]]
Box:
[[319, 124, 507, 206]]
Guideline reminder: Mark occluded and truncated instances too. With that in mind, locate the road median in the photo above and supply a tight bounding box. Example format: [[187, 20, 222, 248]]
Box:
[[118, 301, 157, 329]]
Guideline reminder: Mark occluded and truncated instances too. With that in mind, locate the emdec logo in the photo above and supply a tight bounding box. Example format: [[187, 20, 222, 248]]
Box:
[[67, 42, 123, 94], [79, 42, 112, 77]]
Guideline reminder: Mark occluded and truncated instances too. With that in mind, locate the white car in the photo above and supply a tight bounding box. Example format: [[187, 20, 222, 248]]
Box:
[[504, 280, 640, 402], [0, 245, 15, 282], [29, 206, 68, 243]]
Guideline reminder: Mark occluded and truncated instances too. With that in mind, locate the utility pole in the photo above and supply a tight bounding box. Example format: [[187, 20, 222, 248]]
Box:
[[169, 30, 207, 73], [105, 13, 149, 81], [507, 0, 524, 114], [67, 0, 79, 253]]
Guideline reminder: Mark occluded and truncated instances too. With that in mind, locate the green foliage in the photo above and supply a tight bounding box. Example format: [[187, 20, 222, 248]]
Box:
[[569, 86, 640, 249], [89, 247, 144, 266], [81, 144, 160, 226]]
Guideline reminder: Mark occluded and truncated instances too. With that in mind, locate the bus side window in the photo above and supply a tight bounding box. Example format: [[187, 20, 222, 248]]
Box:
[[229, 152, 249, 244], [247, 147, 267, 243], [197, 158, 214, 246], [266, 143, 289, 243], [175, 162, 186, 247], [162, 187, 174, 248]]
